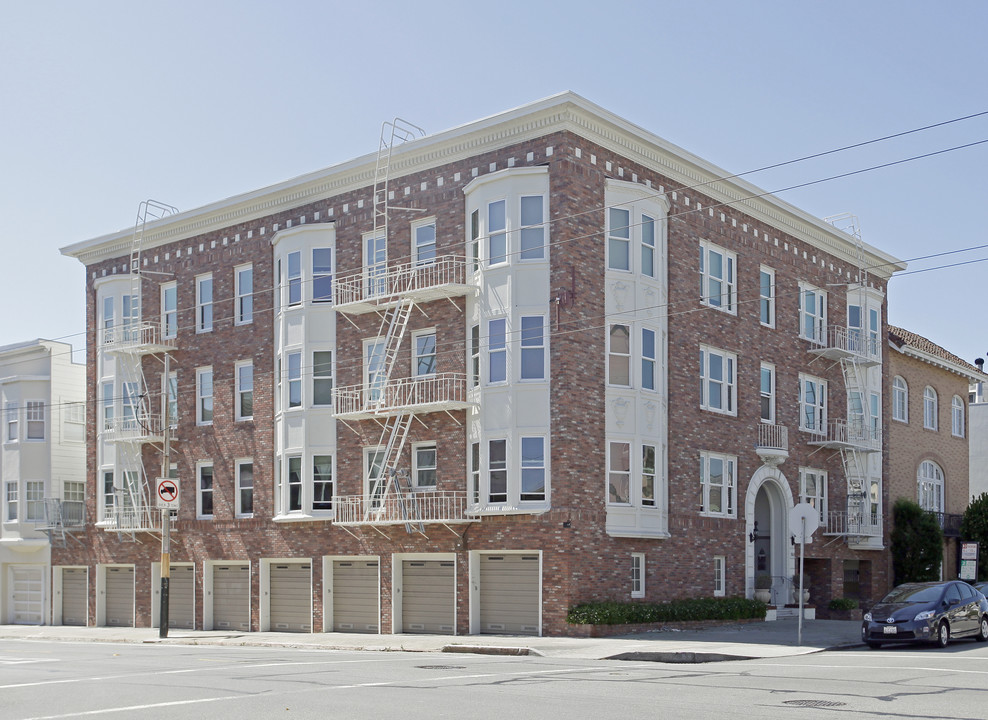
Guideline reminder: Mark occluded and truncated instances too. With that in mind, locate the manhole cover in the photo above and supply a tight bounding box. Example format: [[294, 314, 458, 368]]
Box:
[[783, 700, 847, 708], [416, 665, 466, 670]]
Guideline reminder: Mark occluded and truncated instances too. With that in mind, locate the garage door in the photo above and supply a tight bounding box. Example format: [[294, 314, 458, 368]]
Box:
[[479, 554, 540, 635], [8, 566, 44, 625], [269, 563, 311, 632], [61, 568, 88, 626], [168, 565, 195, 630], [332, 560, 379, 633], [104, 566, 134, 627], [212, 564, 250, 631], [402, 560, 455, 634]]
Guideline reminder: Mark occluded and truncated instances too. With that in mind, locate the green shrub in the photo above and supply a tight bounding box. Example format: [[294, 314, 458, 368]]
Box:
[[828, 597, 858, 611], [566, 596, 767, 625], [755, 574, 772, 589]]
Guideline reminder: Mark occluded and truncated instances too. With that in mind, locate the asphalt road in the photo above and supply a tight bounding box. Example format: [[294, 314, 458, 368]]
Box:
[[3, 639, 988, 719]]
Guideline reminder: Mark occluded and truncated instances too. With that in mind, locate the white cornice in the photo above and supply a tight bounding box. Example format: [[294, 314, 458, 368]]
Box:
[[890, 341, 984, 381], [61, 92, 905, 278]]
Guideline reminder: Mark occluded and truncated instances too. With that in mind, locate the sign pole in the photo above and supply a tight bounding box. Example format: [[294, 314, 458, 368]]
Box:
[[798, 516, 805, 646], [159, 353, 171, 639]]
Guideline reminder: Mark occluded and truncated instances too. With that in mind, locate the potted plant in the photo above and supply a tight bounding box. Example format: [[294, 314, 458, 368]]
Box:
[[792, 573, 810, 604], [754, 574, 772, 603]]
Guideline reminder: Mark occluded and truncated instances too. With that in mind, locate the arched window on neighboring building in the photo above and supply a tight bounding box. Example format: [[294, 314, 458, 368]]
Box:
[[892, 376, 908, 423], [952, 395, 965, 438], [918, 460, 944, 515], [923, 386, 938, 430]]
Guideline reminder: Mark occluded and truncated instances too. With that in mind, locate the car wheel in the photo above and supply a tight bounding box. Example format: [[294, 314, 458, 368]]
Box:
[[976, 617, 988, 642], [865, 641, 882, 649], [936, 621, 950, 648]]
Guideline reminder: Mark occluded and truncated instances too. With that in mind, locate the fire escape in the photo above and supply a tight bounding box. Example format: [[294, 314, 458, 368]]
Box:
[[331, 119, 476, 536]]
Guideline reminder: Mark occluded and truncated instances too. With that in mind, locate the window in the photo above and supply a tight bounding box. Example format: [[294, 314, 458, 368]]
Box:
[[700, 452, 736, 517], [892, 376, 908, 423], [235, 264, 253, 323], [799, 284, 826, 344], [520, 437, 545, 501], [870, 392, 880, 439], [641, 328, 656, 391], [470, 325, 480, 388], [413, 220, 437, 266], [760, 364, 775, 423], [700, 346, 736, 415], [699, 242, 736, 312], [102, 382, 114, 432], [470, 442, 481, 504], [608, 325, 631, 386], [631, 553, 645, 598], [5, 402, 17, 441], [364, 341, 385, 403], [641, 215, 655, 277], [608, 441, 631, 505], [414, 331, 437, 377], [236, 362, 253, 421], [102, 470, 114, 521], [519, 196, 544, 260], [849, 303, 880, 355], [953, 395, 965, 437], [64, 481, 84, 503], [162, 282, 177, 338], [800, 468, 827, 526], [121, 383, 138, 430], [287, 455, 302, 512], [196, 367, 213, 425], [102, 296, 114, 344], [313, 455, 333, 511], [166, 372, 178, 429], [642, 445, 656, 507], [488, 319, 507, 384], [25, 401, 44, 440], [287, 251, 302, 306], [312, 248, 332, 302], [5, 481, 17, 521], [413, 444, 437, 489], [197, 463, 214, 519], [798, 374, 827, 433], [759, 267, 775, 327], [196, 274, 213, 332], [287, 351, 302, 408], [313, 351, 333, 406], [520, 317, 545, 380], [607, 207, 630, 271], [365, 235, 387, 297], [488, 200, 507, 266], [122, 294, 139, 339], [924, 386, 938, 430], [236, 461, 253, 518], [488, 439, 507, 503], [23, 481, 44, 520], [918, 460, 944, 513], [713, 556, 726, 597], [470, 209, 480, 272], [365, 448, 386, 507]]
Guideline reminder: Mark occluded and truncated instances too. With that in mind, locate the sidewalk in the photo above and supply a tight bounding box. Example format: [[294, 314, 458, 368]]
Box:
[[0, 619, 864, 662]]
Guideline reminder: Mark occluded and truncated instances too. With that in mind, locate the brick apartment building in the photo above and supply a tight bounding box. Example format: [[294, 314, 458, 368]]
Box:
[[887, 326, 983, 580], [54, 93, 905, 635]]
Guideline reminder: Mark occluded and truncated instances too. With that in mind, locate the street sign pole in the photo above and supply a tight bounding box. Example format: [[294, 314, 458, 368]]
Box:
[[798, 517, 805, 646], [159, 353, 171, 639]]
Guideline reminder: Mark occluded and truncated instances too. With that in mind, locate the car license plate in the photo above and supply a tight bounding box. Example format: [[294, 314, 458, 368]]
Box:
[[883, 626, 897, 635]]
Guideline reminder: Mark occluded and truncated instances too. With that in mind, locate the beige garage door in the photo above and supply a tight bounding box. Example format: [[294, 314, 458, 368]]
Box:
[[212, 564, 250, 631], [61, 567, 87, 626], [479, 554, 540, 636], [332, 560, 379, 633], [269, 563, 311, 632], [8, 566, 44, 625], [168, 565, 195, 630], [104, 566, 134, 627], [402, 560, 455, 634]]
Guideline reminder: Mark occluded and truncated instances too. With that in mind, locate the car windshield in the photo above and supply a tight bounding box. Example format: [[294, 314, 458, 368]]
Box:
[[880, 585, 943, 604]]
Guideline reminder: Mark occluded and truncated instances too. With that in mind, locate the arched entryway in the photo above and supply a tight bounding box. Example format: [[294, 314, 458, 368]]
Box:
[[745, 465, 795, 604]]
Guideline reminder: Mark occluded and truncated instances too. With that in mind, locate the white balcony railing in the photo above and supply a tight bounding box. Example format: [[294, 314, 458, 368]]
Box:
[[39, 498, 85, 530], [806, 419, 881, 452], [101, 322, 176, 353], [334, 373, 471, 419], [808, 326, 882, 364], [825, 509, 882, 537], [757, 423, 789, 451], [333, 490, 476, 526], [334, 255, 471, 311], [102, 414, 163, 442], [99, 504, 162, 533]]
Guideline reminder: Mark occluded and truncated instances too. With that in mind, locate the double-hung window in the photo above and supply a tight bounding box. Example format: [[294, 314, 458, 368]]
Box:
[[608, 325, 631, 387], [25, 401, 44, 440], [5, 481, 17, 521], [162, 282, 177, 338], [798, 374, 827, 433], [488, 439, 507, 503], [892, 376, 908, 422], [699, 242, 736, 312], [102, 470, 115, 520], [470, 325, 480, 388], [640, 215, 656, 277], [287, 352, 302, 408], [196, 367, 213, 425], [235, 264, 253, 323], [312, 249, 332, 302], [713, 556, 726, 597], [236, 460, 253, 518], [520, 437, 545, 501], [470, 210, 481, 272], [414, 331, 437, 377], [488, 319, 507, 384], [924, 386, 938, 430], [699, 346, 736, 415], [608, 441, 631, 505], [23, 481, 42, 522], [952, 395, 965, 437], [364, 235, 387, 298], [313, 455, 333, 511], [196, 274, 213, 333], [197, 462, 214, 519], [101, 384, 114, 432], [364, 341, 385, 404], [121, 383, 138, 431], [631, 553, 645, 598], [287, 251, 302, 306], [413, 220, 437, 266], [166, 372, 178, 429], [102, 296, 114, 344], [488, 200, 507, 266], [5, 402, 18, 441], [641, 444, 656, 507], [607, 207, 631, 271], [287, 455, 303, 512], [641, 328, 656, 391], [520, 317, 545, 380], [236, 361, 253, 421], [519, 196, 544, 260], [759, 267, 775, 327], [760, 364, 775, 423], [799, 283, 826, 344], [313, 351, 333, 406], [700, 451, 736, 517], [799, 468, 827, 526], [413, 443, 437, 489]]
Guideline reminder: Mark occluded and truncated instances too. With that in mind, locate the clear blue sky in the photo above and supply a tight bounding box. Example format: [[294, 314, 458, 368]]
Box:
[[2, 0, 986, 366]]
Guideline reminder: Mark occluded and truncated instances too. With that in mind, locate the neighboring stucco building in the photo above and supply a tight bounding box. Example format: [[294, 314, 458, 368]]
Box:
[[55, 93, 905, 635], [887, 326, 983, 580], [0, 339, 85, 625]]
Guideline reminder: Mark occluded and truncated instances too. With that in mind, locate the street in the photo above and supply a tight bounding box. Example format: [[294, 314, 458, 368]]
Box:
[[3, 639, 988, 719]]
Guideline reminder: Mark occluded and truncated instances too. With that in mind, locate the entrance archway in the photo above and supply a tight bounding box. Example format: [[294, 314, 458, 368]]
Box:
[[745, 465, 795, 604]]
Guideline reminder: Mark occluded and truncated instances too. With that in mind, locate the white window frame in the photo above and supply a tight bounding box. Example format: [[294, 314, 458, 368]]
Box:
[[713, 556, 726, 597], [798, 282, 826, 344], [487, 438, 507, 504], [924, 386, 938, 430], [364, 447, 386, 507], [798, 374, 827, 434], [700, 345, 737, 416], [487, 199, 507, 266], [413, 329, 437, 378], [5, 481, 17, 521], [5, 401, 18, 442], [519, 316, 545, 381], [918, 460, 944, 513], [700, 451, 736, 518], [952, 395, 965, 437], [312, 247, 333, 303], [892, 376, 908, 423], [412, 217, 437, 267], [799, 467, 828, 527], [607, 441, 631, 506], [235, 263, 253, 324], [412, 442, 437, 490], [520, 436, 546, 502], [25, 400, 44, 440], [759, 266, 775, 327], [470, 324, 480, 388], [641, 328, 656, 392], [64, 480, 85, 503], [101, 383, 114, 432], [161, 282, 177, 339], [313, 454, 334, 513], [608, 324, 631, 387], [640, 214, 656, 278], [197, 461, 214, 519], [760, 363, 775, 424], [519, 195, 545, 261], [631, 553, 645, 599], [102, 296, 114, 344], [166, 372, 178, 429], [235, 361, 253, 421], [312, 351, 334, 407], [363, 339, 385, 403], [488, 318, 507, 385], [287, 250, 302, 306], [641, 444, 656, 508], [196, 367, 213, 426], [287, 351, 302, 409], [235, 459, 253, 518], [196, 273, 213, 333], [699, 241, 736, 313], [286, 454, 303, 513], [607, 206, 631, 272]]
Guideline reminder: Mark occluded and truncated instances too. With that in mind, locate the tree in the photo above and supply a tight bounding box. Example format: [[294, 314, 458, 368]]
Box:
[[890, 497, 943, 585], [960, 492, 988, 581]]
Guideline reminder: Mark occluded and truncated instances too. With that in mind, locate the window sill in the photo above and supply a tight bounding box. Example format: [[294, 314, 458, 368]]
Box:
[[272, 513, 334, 523], [700, 407, 737, 417], [699, 512, 736, 520], [466, 503, 549, 516]]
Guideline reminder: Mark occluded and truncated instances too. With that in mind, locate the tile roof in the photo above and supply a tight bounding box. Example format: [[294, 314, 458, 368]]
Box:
[[888, 325, 984, 376]]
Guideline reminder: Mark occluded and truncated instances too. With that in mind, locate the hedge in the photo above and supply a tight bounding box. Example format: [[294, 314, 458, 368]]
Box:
[[566, 596, 767, 625]]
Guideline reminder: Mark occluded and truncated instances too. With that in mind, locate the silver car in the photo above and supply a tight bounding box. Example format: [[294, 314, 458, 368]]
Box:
[[862, 581, 988, 649]]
